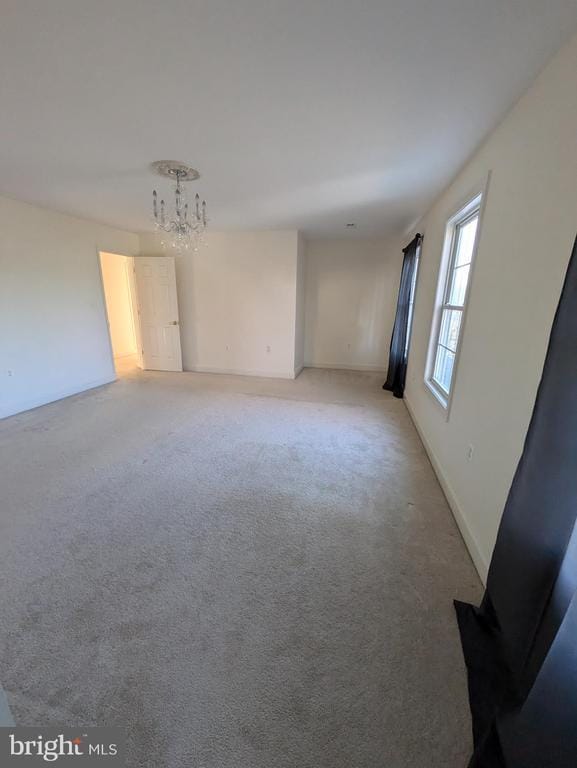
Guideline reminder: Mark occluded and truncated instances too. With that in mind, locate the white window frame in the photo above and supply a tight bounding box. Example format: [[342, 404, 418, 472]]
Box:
[[425, 175, 490, 415]]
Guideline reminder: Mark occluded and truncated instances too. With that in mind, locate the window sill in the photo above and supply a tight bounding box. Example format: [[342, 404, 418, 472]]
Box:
[[424, 378, 449, 411]]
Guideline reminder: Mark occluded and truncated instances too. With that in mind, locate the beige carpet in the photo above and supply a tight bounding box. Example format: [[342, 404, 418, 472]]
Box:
[[0, 362, 481, 767]]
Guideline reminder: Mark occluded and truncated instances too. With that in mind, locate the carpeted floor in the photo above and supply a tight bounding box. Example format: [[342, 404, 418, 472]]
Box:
[[0, 362, 481, 767]]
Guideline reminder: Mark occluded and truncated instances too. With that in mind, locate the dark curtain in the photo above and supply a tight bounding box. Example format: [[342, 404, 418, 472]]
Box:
[[383, 234, 422, 398], [455, 234, 577, 768]]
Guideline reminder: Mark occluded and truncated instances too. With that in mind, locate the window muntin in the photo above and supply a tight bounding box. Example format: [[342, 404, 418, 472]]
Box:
[[428, 201, 480, 403]]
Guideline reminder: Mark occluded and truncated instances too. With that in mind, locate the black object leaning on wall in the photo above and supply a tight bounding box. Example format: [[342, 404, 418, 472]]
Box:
[[383, 233, 422, 398], [455, 234, 577, 768]]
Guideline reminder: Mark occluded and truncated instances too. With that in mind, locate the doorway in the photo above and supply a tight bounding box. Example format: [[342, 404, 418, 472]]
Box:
[[99, 251, 140, 374]]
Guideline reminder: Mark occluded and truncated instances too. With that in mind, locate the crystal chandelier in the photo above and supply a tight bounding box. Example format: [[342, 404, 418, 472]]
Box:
[[151, 161, 208, 255]]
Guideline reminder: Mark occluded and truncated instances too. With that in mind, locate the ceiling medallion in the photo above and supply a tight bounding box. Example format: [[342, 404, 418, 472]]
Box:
[[151, 161, 208, 255]]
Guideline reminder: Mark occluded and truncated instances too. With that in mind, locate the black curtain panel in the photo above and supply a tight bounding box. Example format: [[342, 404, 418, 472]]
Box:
[[455, 234, 577, 768], [383, 234, 422, 398]]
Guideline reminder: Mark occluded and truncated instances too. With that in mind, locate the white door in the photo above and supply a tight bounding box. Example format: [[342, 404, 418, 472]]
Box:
[[134, 256, 183, 371]]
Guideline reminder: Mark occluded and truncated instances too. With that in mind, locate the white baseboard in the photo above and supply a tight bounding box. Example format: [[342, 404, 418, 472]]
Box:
[[404, 395, 489, 585], [305, 362, 387, 373], [1, 375, 116, 420], [186, 365, 296, 380], [294, 364, 304, 379]]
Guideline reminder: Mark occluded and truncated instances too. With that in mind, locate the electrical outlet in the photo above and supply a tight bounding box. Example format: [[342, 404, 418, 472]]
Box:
[[467, 444, 474, 461], [7, 370, 13, 377]]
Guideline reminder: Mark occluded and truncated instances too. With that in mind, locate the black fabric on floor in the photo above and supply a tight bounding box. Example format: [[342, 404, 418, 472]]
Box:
[[453, 599, 515, 747]]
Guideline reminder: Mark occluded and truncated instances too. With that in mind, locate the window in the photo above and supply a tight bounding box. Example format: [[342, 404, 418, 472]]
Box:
[[426, 194, 482, 407]]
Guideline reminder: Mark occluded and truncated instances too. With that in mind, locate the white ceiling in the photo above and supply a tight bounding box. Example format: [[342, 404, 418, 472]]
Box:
[[1, 1, 577, 238]]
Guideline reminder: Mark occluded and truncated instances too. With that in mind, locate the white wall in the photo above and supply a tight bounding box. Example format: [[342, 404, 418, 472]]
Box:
[[0, 196, 139, 419], [139, 231, 300, 378], [304, 238, 399, 371], [99, 251, 137, 358], [403, 31, 577, 582]]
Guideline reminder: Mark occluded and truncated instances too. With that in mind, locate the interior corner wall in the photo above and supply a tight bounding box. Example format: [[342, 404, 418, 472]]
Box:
[[403, 30, 577, 582], [304, 237, 399, 372], [0, 196, 139, 419], [139, 230, 300, 379], [294, 234, 306, 376]]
